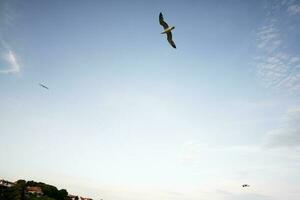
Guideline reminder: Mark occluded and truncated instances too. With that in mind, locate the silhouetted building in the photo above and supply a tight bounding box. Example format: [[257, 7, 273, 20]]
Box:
[[26, 186, 43, 196]]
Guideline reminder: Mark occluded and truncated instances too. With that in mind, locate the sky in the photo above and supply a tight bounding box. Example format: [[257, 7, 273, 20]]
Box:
[[1, 0, 300, 199]]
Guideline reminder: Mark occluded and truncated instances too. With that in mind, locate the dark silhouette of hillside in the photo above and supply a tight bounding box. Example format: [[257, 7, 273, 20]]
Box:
[[0, 179, 68, 200]]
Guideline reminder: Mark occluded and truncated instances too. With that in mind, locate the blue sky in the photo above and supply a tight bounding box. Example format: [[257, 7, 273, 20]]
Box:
[[1, 0, 300, 200]]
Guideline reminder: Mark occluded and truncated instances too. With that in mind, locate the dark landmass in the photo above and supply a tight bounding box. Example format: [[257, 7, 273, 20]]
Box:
[[0, 179, 69, 200]]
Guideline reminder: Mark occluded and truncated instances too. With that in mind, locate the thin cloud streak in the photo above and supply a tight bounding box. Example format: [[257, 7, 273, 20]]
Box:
[[0, 48, 21, 74], [0, 0, 21, 75], [0, 0, 17, 28]]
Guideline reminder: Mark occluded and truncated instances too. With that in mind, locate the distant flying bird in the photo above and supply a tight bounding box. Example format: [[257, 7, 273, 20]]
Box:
[[39, 83, 49, 90], [242, 184, 250, 187], [159, 12, 176, 49]]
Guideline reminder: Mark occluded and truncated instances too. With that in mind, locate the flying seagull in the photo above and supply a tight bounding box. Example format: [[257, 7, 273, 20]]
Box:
[[242, 184, 250, 187], [159, 12, 176, 49], [39, 83, 49, 90]]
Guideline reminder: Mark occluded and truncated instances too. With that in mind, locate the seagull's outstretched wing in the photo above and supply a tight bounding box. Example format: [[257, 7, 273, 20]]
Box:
[[167, 32, 176, 49], [39, 83, 49, 90], [159, 12, 169, 29]]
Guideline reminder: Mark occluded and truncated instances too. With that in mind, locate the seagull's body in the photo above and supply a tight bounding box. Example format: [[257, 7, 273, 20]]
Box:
[[160, 26, 175, 34], [39, 83, 49, 90], [159, 12, 176, 49]]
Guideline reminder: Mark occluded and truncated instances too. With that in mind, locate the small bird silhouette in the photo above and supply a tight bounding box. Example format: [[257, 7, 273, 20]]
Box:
[[242, 184, 250, 187], [39, 83, 49, 90], [159, 12, 176, 49]]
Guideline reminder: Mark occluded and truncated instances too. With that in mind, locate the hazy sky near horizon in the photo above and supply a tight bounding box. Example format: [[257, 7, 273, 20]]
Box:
[[1, 0, 300, 200]]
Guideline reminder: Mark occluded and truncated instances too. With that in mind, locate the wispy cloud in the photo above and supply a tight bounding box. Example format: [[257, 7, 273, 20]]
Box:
[[287, 4, 300, 15], [0, 0, 21, 75], [256, 22, 281, 52], [0, 45, 21, 74], [179, 139, 300, 183], [0, 0, 17, 28], [256, 52, 300, 92], [255, 1, 300, 94], [265, 107, 300, 148]]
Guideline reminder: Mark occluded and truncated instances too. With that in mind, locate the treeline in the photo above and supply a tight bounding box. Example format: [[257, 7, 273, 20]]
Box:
[[0, 179, 68, 200]]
